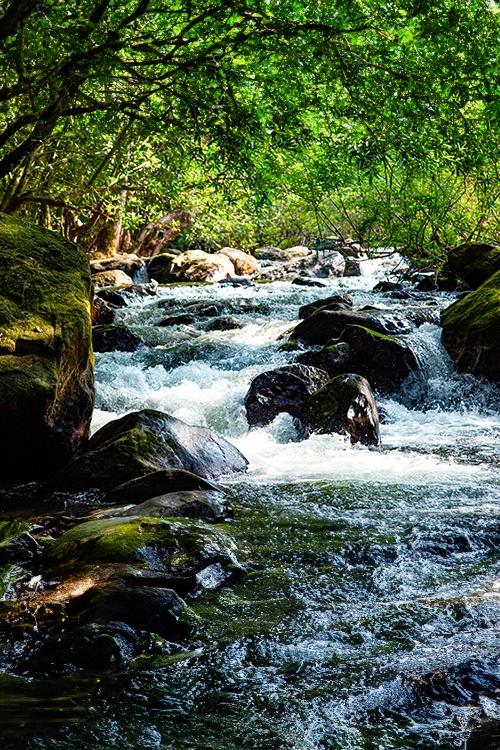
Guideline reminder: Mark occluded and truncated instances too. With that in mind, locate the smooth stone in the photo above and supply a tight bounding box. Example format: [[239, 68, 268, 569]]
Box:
[[106, 469, 221, 502]]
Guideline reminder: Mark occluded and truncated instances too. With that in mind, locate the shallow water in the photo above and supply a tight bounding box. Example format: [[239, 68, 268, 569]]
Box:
[[5, 257, 500, 749]]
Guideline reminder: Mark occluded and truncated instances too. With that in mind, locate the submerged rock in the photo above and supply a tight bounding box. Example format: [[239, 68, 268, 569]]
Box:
[[441, 270, 500, 381], [204, 316, 245, 331], [304, 373, 381, 446], [446, 242, 500, 288], [245, 364, 330, 427], [92, 324, 142, 352], [340, 325, 419, 392], [54, 409, 248, 489], [0, 212, 94, 479], [292, 308, 391, 345]]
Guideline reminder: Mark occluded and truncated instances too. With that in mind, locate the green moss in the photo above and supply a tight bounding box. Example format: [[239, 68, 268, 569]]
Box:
[[441, 270, 500, 337], [347, 324, 399, 344], [0, 521, 29, 546]]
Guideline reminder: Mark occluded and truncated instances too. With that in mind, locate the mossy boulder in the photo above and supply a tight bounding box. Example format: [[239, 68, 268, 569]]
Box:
[[47, 516, 242, 587], [106, 469, 220, 502], [440, 270, 500, 381], [291, 309, 392, 345], [54, 409, 248, 489], [304, 373, 380, 446], [299, 294, 353, 319], [340, 325, 419, 392], [117, 490, 229, 521], [245, 364, 330, 427], [0, 212, 94, 479], [446, 242, 500, 288], [296, 342, 350, 377]]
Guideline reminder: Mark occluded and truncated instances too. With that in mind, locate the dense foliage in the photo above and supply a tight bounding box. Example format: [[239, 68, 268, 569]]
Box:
[[0, 0, 498, 258]]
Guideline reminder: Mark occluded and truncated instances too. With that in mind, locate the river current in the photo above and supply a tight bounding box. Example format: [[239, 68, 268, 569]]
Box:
[[11, 258, 500, 749]]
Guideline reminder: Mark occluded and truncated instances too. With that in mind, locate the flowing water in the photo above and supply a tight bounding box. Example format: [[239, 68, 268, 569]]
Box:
[[8, 259, 500, 749]]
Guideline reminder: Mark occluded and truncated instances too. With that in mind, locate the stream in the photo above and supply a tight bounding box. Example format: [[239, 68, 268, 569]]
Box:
[[4, 258, 500, 749]]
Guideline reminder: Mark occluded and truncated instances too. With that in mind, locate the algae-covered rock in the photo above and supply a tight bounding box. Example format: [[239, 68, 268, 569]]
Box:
[[304, 373, 381, 446], [296, 343, 350, 377], [0, 212, 94, 479], [446, 242, 500, 288], [106, 469, 220, 502], [245, 364, 330, 427], [47, 516, 242, 586], [441, 270, 500, 381], [54, 409, 248, 489], [291, 308, 391, 345], [340, 324, 419, 392]]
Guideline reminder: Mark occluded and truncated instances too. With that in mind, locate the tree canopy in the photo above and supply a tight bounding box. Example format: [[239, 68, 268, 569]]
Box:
[[0, 0, 498, 257]]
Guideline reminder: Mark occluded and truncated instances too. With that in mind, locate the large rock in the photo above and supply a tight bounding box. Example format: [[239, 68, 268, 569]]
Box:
[[441, 270, 500, 381], [304, 373, 381, 446], [219, 247, 259, 275], [314, 250, 346, 277], [299, 294, 353, 319], [292, 309, 391, 345], [171, 250, 235, 282], [446, 242, 499, 288], [0, 213, 94, 479], [296, 343, 351, 377], [117, 490, 228, 521], [107, 469, 220, 502], [147, 253, 178, 284], [92, 269, 133, 290], [54, 409, 248, 489], [245, 364, 330, 427], [340, 324, 419, 392], [90, 254, 145, 278]]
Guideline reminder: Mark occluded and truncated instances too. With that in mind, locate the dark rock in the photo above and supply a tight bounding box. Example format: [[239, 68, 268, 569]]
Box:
[[131, 281, 158, 296], [92, 324, 142, 352], [405, 659, 500, 707], [53, 409, 248, 489], [410, 271, 437, 291], [340, 324, 419, 392], [343, 257, 361, 277], [158, 314, 196, 327], [147, 253, 178, 284], [91, 296, 116, 325], [118, 490, 229, 521], [292, 277, 327, 288], [299, 294, 353, 320], [304, 373, 380, 446], [245, 364, 330, 427], [373, 280, 402, 293], [204, 316, 245, 331], [296, 343, 351, 377], [0, 212, 94, 480], [68, 579, 188, 639], [96, 289, 128, 307], [467, 720, 500, 750], [292, 309, 393, 345], [441, 271, 500, 381], [107, 469, 220, 502], [446, 242, 500, 288]]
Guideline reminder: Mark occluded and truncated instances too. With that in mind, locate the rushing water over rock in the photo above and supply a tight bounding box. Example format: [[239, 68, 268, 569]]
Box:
[[4, 255, 500, 749]]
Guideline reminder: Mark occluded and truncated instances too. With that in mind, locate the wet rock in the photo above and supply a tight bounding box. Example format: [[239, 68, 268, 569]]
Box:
[[171, 250, 235, 282], [96, 289, 128, 307], [0, 520, 41, 565], [340, 324, 419, 392], [441, 271, 500, 381], [92, 269, 134, 290], [92, 324, 142, 352], [91, 296, 116, 325], [118, 490, 229, 521], [68, 579, 188, 639], [373, 280, 404, 293], [410, 271, 437, 291], [292, 309, 392, 345], [296, 343, 351, 377], [343, 257, 361, 277], [446, 242, 500, 288], [245, 364, 330, 427], [53, 409, 248, 489], [313, 251, 346, 277], [131, 280, 158, 296], [0, 212, 94, 480], [405, 659, 500, 707], [299, 294, 353, 319], [107, 469, 220, 502], [304, 373, 380, 446], [204, 316, 245, 331], [292, 276, 327, 288], [147, 253, 178, 284], [90, 254, 145, 278], [467, 720, 500, 750], [158, 314, 196, 327], [219, 247, 259, 275]]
